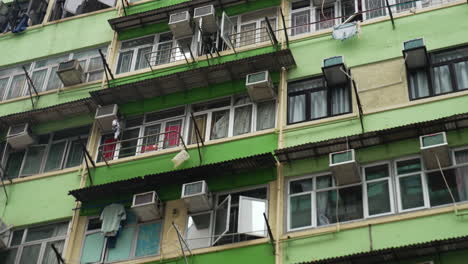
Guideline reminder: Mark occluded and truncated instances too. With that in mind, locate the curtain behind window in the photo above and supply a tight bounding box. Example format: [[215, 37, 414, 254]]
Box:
[[455, 61, 468, 90], [455, 150, 468, 201], [233, 105, 252, 136], [409, 71, 430, 99], [256, 101, 275, 130], [331, 86, 350, 115]]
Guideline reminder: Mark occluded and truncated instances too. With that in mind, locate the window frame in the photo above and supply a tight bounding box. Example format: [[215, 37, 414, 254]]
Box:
[[362, 161, 395, 218]]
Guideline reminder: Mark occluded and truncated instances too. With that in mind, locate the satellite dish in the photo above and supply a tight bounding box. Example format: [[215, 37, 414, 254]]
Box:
[[332, 22, 358, 41]]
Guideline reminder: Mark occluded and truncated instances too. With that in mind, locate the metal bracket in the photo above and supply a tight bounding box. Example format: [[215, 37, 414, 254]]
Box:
[[78, 136, 97, 186], [280, 9, 289, 48], [173, 221, 193, 264], [385, 0, 396, 30], [120, 0, 129, 16], [22, 66, 39, 109], [0, 163, 10, 205], [190, 112, 205, 166], [263, 213, 276, 255], [265, 16, 278, 48], [99, 49, 115, 89], [51, 244, 65, 264], [352, 79, 365, 133]]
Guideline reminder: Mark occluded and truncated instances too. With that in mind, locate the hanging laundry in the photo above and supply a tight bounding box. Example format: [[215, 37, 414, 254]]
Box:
[[112, 119, 120, 139], [100, 203, 126, 237], [12, 14, 28, 33]]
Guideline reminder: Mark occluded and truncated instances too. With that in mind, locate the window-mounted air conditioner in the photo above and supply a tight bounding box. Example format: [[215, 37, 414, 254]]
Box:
[[131, 191, 163, 222], [7, 123, 35, 150], [194, 5, 217, 33], [403, 38, 428, 70], [95, 104, 118, 132], [0, 218, 11, 249], [181, 180, 212, 213], [245, 71, 276, 102], [56, 59, 84, 86], [329, 149, 360, 186], [420, 132, 451, 170], [322, 56, 349, 87], [169, 11, 193, 39]]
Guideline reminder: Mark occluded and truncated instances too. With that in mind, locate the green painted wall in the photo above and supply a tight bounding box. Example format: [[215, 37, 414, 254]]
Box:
[[0, 171, 81, 227], [118, 22, 170, 41], [288, 4, 468, 80], [222, 0, 281, 16], [284, 92, 468, 148], [127, 0, 190, 15], [32, 114, 93, 135], [91, 132, 277, 185], [283, 211, 468, 264], [0, 10, 116, 67], [144, 243, 274, 264]]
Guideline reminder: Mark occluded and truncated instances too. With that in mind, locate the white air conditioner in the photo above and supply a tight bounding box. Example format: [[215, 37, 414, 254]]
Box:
[[131, 191, 163, 222], [181, 180, 212, 213], [95, 104, 118, 132], [194, 5, 217, 33], [0, 218, 11, 249], [245, 71, 276, 102], [56, 59, 84, 86], [169, 11, 193, 39], [6, 123, 35, 150], [329, 149, 360, 186], [420, 132, 451, 170]]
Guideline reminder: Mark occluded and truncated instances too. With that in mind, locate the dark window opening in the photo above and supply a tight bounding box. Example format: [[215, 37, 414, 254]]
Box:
[[49, 0, 116, 21]]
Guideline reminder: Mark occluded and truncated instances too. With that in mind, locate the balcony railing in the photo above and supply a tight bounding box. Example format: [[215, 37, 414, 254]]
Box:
[[145, 46, 196, 70]]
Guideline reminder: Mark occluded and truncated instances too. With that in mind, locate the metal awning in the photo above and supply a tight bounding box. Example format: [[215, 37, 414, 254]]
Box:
[[275, 112, 468, 163], [90, 49, 295, 105], [69, 152, 276, 203], [0, 98, 97, 129], [110, 0, 248, 32], [297, 235, 468, 264]]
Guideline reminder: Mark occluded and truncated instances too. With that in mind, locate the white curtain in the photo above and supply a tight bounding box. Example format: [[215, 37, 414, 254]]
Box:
[[233, 105, 252, 136], [331, 86, 350, 115], [455, 150, 468, 201], [316, 192, 330, 226], [288, 95, 306, 123], [455, 61, 468, 89], [409, 71, 429, 99], [256, 101, 275, 130], [117, 51, 133, 74], [311, 90, 327, 119], [211, 111, 229, 139], [433, 65, 453, 94]]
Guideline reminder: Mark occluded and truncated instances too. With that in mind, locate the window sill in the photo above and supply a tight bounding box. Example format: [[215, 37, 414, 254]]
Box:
[[281, 202, 468, 241], [94, 128, 276, 168], [283, 112, 358, 133], [0, 166, 81, 186]]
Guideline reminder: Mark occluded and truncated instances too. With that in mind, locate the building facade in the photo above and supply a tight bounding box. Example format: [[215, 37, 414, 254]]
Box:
[[0, 0, 467, 264]]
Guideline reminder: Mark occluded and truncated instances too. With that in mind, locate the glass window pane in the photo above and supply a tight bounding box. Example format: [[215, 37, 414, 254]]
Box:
[[26, 223, 64, 242], [186, 213, 211, 250], [455, 150, 468, 164], [135, 47, 152, 70], [81, 233, 105, 263], [106, 226, 135, 262], [46, 66, 61, 91], [366, 0, 385, 19], [44, 141, 67, 172], [399, 175, 424, 210], [316, 175, 332, 189], [21, 145, 46, 176], [288, 94, 306, 123], [42, 240, 65, 264], [256, 100, 275, 131], [116, 51, 134, 74], [5, 151, 25, 179], [213, 195, 231, 245], [155, 42, 173, 65], [291, 10, 310, 36], [0, 77, 9, 100], [119, 128, 140, 158], [396, 159, 421, 175], [427, 169, 460, 206], [409, 71, 430, 99], [240, 23, 256, 46], [331, 86, 350, 115], [19, 244, 41, 264], [189, 115, 207, 144], [367, 181, 391, 215], [290, 194, 311, 229], [432, 65, 453, 95], [310, 90, 327, 119], [0, 248, 18, 263], [290, 178, 313, 194], [87, 57, 103, 72], [135, 222, 162, 257], [210, 110, 230, 140], [6, 75, 26, 99], [65, 139, 86, 168], [121, 36, 154, 49], [142, 124, 161, 153], [31, 69, 47, 92], [233, 105, 252, 136], [455, 61, 468, 90], [317, 185, 363, 226], [238, 196, 267, 237], [316, 6, 334, 31], [87, 70, 103, 82], [11, 229, 24, 246], [365, 164, 389, 181], [164, 120, 182, 148], [260, 19, 276, 43]]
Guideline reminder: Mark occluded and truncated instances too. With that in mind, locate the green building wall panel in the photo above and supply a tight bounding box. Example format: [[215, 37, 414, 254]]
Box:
[[282, 211, 468, 264], [31, 114, 94, 135], [288, 4, 468, 80], [91, 132, 278, 186], [0, 10, 116, 67], [0, 172, 81, 227], [127, 0, 191, 15], [283, 93, 468, 148]]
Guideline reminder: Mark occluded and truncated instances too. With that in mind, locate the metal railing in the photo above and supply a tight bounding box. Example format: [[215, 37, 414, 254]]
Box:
[[227, 26, 280, 49], [145, 45, 196, 70], [97, 130, 188, 162]]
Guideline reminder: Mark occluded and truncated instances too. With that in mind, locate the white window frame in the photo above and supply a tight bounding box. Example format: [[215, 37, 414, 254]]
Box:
[[4, 221, 70, 264], [237, 15, 278, 47], [362, 161, 395, 218]]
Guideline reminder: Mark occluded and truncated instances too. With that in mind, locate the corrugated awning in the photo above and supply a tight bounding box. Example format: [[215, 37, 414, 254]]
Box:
[[297, 235, 468, 264], [109, 0, 248, 32], [0, 98, 96, 129], [275, 112, 468, 163], [69, 152, 277, 203], [90, 49, 295, 106]]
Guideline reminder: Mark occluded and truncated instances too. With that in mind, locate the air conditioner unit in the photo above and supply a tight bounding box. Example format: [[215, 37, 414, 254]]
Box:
[[131, 191, 163, 222], [420, 132, 451, 170], [181, 180, 212, 213], [322, 56, 349, 87], [245, 71, 276, 102], [95, 104, 118, 132], [403, 38, 428, 70], [6, 123, 35, 149], [169, 11, 193, 39], [0, 218, 11, 249], [194, 5, 217, 33], [329, 149, 360, 186], [56, 59, 84, 86]]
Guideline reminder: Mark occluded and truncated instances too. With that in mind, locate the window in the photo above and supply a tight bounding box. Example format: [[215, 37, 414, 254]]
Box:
[[49, 0, 116, 21], [237, 14, 277, 47], [0, 47, 106, 102], [0, 222, 69, 264], [287, 77, 351, 124], [0, 0, 47, 34], [116, 33, 175, 74], [1, 126, 90, 179], [80, 212, 162, 263], [287, 149, 468, 231], [408, 46, 468, 100], [185, 187, 268, 249]]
